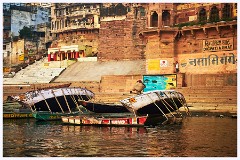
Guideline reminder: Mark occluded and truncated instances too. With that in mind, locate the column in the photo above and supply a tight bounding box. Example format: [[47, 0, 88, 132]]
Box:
[[75, 52, 79, 58], [48, 54, 51, 62]]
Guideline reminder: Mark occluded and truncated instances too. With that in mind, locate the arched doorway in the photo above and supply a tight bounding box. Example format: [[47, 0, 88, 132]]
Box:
[[162, 10, 170, 26], [209, 6, 219, 22], [222, 3, 232, 20], [151, 11, 158, 27], [198, 8, 207, 23]]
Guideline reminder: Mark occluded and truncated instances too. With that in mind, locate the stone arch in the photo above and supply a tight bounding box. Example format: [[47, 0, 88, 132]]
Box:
[[209, 6, 219, 22], [151, 11, 158, 27], [222, 3, 232, 20], [198, 8, 207, 23], [162, 10, 170, 26]]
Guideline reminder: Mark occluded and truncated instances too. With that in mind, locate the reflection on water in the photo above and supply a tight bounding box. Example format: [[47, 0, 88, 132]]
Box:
[[3, 116, 237, 157]]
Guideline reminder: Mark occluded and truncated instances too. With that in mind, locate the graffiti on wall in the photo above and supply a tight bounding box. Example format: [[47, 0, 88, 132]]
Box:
[[143, 75, 176, 92], [203, 38, 233, 52], [180, 52, 236, 68]]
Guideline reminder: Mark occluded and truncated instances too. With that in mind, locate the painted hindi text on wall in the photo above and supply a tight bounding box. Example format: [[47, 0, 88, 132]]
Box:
[[178, 51, 237, 74]]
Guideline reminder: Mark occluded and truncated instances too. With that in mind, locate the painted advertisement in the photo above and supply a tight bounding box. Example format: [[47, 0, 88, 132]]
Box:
[[178, 50, 237, 74], [147, 58, 174, 74], [143, 75, 176, 92]]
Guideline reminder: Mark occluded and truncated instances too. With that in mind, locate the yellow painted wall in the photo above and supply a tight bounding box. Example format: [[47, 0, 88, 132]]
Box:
[[146, 58, 175, 74], [12, 39, 25, 64]]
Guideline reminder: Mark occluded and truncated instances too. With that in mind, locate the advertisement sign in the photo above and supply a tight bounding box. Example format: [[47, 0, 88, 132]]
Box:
[[19, 54, 24, 61], [160, 60, 168, 67], [143, 74, 177, 92], [203, 38, 233, 52]]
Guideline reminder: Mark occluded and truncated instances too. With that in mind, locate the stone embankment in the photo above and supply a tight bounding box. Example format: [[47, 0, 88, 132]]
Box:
[[3, 82, 237, 114], [3, 60, 237, 114]]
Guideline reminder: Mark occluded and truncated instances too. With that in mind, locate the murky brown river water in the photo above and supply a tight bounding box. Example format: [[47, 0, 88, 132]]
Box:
[[3, 116, 237, 157]]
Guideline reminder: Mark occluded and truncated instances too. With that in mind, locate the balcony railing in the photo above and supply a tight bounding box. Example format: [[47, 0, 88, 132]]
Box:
[[51, 23, 100, 33]]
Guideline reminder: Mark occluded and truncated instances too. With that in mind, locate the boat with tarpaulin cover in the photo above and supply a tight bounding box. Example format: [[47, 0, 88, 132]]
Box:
[[10, 87, 94, 113]]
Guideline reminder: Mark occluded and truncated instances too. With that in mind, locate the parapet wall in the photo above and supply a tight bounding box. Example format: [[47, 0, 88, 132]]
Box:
[[100, 75, 142, 93]]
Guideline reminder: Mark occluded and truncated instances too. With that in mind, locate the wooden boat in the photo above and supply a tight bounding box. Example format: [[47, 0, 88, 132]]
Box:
[[32, 111, 79, 121], [3, 101, 33, 119], [120, 90, 187, 116], [61, 113, 183, 126], [10, 87, 94, 113], [3, 110, 33, 119], [78, 101, 130, 113], [61, 115, 148, 126]]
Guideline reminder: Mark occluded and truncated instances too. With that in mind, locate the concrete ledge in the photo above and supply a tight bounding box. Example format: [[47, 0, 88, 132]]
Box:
[[77, 57, 98, 62]]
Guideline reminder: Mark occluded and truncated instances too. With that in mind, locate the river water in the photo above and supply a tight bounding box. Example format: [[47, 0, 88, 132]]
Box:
[[3, 116, 237, 157]]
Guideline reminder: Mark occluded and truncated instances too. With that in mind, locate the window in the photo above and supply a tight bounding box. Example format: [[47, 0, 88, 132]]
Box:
[[3, 45, 6, 50], [162, 10, 170, 26], [151, 11, 158, 27], [139, 7, 145, 17], [198, 8, 207, 23], [209, 6, 219, 22], [222, 3, 232, 20]]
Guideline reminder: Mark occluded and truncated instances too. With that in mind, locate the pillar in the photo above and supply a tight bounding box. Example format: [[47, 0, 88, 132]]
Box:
[[48, 54, 51, 62], [54, 53, 57, 61], [75, 52, 79, 58]]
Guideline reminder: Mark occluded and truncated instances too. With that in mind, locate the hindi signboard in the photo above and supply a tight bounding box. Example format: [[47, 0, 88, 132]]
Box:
[[203, 38, 233, 52]]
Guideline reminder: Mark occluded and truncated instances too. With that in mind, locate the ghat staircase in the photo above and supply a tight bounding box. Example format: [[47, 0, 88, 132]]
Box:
[[91, 86, 237, 113]]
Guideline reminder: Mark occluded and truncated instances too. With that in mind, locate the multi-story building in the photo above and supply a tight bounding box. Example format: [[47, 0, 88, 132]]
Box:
[[140, 3, 237, 88], [48, 3, 100, 61], [3, 3, 237, 88], [98, 3, 147, 61], [3, 3, 52, 69]]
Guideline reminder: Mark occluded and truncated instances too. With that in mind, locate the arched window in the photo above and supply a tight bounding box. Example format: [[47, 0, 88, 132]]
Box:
[[222, 3, 232, 20], [151, 11, 158, 27], [162, 10, 170, 26], [198, 8, 207, 23], [209, 6, 219, 22]]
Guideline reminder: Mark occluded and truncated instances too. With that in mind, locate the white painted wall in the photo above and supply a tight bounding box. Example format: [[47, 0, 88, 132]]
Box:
[[11, 7, 50, 37]]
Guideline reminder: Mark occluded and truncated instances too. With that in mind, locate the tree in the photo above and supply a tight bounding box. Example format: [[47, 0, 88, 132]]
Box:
[[18, 26, 33, 39]]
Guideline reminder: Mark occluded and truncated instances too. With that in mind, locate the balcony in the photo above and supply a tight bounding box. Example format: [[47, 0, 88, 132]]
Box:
[[51, 23, 100, 33]]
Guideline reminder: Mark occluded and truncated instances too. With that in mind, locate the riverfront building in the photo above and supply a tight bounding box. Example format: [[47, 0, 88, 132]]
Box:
[[3, 3, 237, 113], [3, 3, 237, 87], [3, 3, 52, 70], [48, 3, 101, 61]]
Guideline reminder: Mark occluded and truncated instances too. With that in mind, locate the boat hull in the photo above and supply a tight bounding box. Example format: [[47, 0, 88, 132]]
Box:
[[79, 101, 130, 113], [31, 95, 89, 112], [3, 112, 33, 119], [120, 90, 187, 115], [11, 87, 94, 113], [32, 111, 79, 121], [62, 115, 148, 126], [137, 97, 183, 115]]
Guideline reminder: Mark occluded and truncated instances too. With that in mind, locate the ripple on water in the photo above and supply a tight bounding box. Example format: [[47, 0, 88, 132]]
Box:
[[3, 117, 237, 157]]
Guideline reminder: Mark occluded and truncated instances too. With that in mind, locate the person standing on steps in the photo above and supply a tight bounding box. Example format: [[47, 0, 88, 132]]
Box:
[[175, 61, 179, 73]]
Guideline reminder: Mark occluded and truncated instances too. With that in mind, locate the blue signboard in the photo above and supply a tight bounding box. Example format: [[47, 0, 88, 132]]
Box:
[[143, 75, 177, 92]]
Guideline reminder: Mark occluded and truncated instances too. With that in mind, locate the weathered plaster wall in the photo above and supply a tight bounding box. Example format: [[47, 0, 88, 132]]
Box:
[[11, 8, 49, 37], [98, 9, 146, 61], [11, 39, 25, 64]]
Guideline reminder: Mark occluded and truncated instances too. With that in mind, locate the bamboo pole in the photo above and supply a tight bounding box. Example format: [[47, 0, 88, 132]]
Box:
[[84, 88, 91, 100], [155, 92, 175, 117], [67, 88, 83, 113], [25, 94, 35, 112], [60, 88, 71, 113], [51, 89, 64, 113], [75, 87, 84, 101], [38, 90, 52, 113], [146, 93, 169, 124]]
